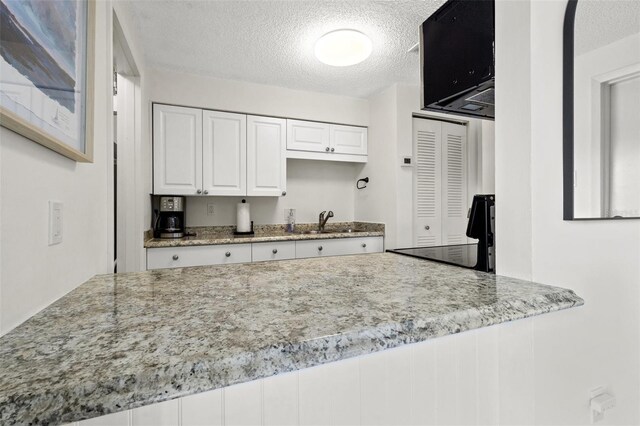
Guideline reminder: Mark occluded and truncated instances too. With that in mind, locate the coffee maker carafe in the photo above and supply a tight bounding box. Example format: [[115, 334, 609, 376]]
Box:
[[155, 196, 185, 239]]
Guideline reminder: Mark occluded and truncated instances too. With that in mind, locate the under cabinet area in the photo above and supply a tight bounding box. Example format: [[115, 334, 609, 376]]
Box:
[[146, 236, 384, 270], [153, 104, 286, 197]]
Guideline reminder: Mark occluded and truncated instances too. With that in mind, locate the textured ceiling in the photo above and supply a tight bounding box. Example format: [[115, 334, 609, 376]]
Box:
[[574, 0, 640, 56], [126, 0, 446, 98]]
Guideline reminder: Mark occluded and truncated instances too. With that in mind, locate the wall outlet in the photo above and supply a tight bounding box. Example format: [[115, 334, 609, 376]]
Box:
[[207, 204, 215, 216], [48, 201, 63, 245]]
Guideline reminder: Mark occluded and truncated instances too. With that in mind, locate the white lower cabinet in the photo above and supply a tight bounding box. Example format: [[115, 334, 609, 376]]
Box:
[[295, 236, 383, 259], [146, 244, 252, 270], [252, 241, 296, 262], [146, 237, 384, 270]]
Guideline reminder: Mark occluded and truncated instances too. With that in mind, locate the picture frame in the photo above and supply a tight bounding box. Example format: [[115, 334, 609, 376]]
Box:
[[0, 0, 95, 163]]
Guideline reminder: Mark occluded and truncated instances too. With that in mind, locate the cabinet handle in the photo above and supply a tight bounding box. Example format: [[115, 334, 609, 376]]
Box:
[[318, 246, 323, 251], [225, 252, 231, 257], [196, 189, 202, 194], [362, 243, 367, 248], [325, 147, 330, 152], [272, 249, 278, 254], [204, 190, 209, 195], [172, 255, 179, 260], [282, 191, 287, 196], [331, 148, 335, 152], [425, 225, 430, 230]]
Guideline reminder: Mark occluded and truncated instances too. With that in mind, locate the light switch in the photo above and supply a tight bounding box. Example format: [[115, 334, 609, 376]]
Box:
[[49, 201, 63, 245]]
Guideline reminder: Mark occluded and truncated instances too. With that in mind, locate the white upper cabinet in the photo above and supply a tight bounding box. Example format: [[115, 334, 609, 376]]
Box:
[[247, 115, 286, 196], [286, 119, 367, 162], [153, 104, 202, 195], [153, 104, 287, 197], [202, 111, 247, 196], [330, 124, 367, 156], [287, 119, 330, 153]]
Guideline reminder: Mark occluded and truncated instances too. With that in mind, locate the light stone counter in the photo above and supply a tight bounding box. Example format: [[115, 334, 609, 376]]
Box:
[[0, 253, 583, 425], [144, 222, 384, 248]]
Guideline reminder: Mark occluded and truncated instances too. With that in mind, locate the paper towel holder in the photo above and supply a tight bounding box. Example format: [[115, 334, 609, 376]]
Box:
[[234, 199, 255, 237]]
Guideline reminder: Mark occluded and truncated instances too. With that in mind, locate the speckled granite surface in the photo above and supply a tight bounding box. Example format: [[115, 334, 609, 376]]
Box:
[[144, 222, 385, 248], [0, 253, 583, 425]]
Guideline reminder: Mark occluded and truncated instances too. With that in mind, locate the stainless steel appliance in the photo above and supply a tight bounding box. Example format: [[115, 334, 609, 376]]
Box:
[[155, 196, 185, 239]]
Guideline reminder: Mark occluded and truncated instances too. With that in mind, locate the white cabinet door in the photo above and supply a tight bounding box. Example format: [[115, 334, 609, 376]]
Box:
[[441, 122, 468, 245], [247, 116, 287, 196], [202, 111, 247, 196], [330, 125, 367, 155], [252, 241, 296, 262], [147, 244, 252, 270], [414, 118, 443, 247], [295, 237, 383, 259], [287, 119, 330, 153], [153, 104, 202, 195]]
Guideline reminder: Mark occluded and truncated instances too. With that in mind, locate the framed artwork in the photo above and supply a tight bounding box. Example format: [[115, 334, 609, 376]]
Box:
[[0, 0, 95, 162]]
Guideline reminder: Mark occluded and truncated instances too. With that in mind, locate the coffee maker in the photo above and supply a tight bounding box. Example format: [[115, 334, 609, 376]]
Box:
[[154, 196, 185, 239]]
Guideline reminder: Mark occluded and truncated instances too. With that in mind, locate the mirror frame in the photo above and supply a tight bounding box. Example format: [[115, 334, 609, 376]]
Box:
[[563, 0, 639, 221]]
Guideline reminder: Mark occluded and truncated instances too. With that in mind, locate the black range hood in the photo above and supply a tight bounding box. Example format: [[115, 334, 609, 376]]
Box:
[[420, 0, 495, 120]]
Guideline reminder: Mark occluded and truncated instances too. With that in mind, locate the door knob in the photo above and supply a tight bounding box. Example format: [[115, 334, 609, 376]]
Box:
[[425, 225, 430, 230], [325, 147, 330, 152], [331, 148, 335, 152], [172, 255, 179, 260], [196, 189, 202, 194], [272, 249, 278, 254], [362, 243, 367, 248], [204, 190, 209, 195], [225, 252, 231, 257], [318, 246, 323, 251], [282, 191, 286, 196]]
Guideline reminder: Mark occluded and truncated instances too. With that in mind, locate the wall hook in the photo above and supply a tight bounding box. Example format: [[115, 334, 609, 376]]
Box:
[[357, 177, 369, 190]]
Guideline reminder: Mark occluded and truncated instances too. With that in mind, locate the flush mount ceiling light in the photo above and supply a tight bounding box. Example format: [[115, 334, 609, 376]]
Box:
[[314, 29, 373, 67]]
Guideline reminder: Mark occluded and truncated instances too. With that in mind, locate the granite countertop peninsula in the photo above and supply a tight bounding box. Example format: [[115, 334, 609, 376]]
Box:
[[0, 253, 583, 425], [144, 221, 384, 248]]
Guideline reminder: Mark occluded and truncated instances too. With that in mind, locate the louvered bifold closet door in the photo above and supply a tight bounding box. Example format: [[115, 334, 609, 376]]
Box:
[[413, 118, 442, 247], [441, 122, 469, 245]]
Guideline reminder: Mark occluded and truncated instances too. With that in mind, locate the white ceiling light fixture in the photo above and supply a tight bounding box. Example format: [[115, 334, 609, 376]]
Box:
[[314, 29, 373, 67]]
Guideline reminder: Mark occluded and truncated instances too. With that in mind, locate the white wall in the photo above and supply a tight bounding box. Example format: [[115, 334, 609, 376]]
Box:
[[496, 0, 640, 423], [0, 1, 113, 334], [146, 68, 368, 229]]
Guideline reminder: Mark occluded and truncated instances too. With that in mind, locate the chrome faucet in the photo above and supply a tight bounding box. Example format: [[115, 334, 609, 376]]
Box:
[[318, 210, 334, 232]]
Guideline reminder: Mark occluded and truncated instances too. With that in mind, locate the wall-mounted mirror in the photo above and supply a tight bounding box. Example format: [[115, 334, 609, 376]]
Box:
[[563, 0, 640, 220]]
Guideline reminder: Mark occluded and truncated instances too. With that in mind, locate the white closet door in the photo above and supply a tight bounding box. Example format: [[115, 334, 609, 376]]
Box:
[[153, 104, 202, 195], [413, 118, 442, 247], [287, 119, 330, 153], [247, 115, 286, 196], [202, 110, 246, 196], [441, 122, 469, 245]]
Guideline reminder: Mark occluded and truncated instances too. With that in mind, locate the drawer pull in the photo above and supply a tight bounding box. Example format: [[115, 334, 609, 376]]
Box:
[[172, 255, 179, 261], [225, 252, 231, 257], [272, 249, 278, 254], [362, 243, 367, 248], [318, 246, 323, 251]]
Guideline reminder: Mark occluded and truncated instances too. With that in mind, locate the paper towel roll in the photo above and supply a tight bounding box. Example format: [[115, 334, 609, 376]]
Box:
[[236, 200, 251, 232]]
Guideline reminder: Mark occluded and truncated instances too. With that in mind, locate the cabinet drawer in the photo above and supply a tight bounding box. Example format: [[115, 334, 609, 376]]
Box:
[[252, 241, 296, 262], [295, 237, 383, 259], [147, 244, 251, 270]]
